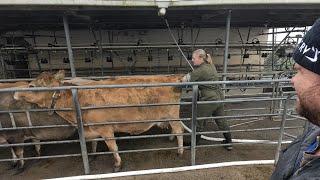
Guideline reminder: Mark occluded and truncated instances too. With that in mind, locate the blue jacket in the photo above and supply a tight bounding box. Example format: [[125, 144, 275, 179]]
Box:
[[271, 124, 320, 179]]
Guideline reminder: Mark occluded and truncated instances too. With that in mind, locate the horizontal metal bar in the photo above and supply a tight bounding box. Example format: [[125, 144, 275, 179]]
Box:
[[0, 138, 295, 163], [0, 79, 291, 93], [0, 153, 82, 162], [197, 113, 281, 120], [0, 117, 192, 131], [230, 118, 263, 128], [0, 102, 191, 114], [0, 70, 292, 83], [225, 108, 266, 112], [0, 112, 280, 131], [0, 43, 294, 51], [0, 125, 301, 149], [196, 140, 292, 149], [283, 132, 297, 139], [197, 126, 303, 135], [287, 114, 306, 120], [0, 132, 191, 148], [197, 97, 286, 104], [0, 97, 286, 114]]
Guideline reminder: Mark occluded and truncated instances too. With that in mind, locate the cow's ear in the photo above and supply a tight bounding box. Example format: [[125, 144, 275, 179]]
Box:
[[54, 70, 65, 81]]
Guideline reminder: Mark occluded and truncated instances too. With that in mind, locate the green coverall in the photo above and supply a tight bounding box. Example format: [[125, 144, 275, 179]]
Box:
[[189, 62, 232, 142]]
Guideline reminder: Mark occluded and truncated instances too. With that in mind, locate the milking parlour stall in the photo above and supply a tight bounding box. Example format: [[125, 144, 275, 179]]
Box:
[[0, 1, 319, 179]]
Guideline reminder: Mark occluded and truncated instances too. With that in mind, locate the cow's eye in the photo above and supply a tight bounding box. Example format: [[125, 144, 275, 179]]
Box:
[[29, 84, 35, 88]]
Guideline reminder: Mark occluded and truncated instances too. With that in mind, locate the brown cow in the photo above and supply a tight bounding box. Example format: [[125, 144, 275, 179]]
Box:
[[14, 70, 184, 172], [0, 81, 97, 170]]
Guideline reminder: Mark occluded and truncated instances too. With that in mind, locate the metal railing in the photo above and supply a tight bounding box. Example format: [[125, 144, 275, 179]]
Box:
[[0, 78, 303, 175]]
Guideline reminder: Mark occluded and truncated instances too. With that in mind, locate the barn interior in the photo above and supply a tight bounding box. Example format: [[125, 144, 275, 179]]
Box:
[[0, 1, 320, 179]]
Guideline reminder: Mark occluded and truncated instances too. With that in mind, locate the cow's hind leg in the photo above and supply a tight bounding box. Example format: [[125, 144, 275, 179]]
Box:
[[89, 141, 98, 162], [169, 121, 184, 156], [91, 141, 97, 153], [97, 130, 121, 172]]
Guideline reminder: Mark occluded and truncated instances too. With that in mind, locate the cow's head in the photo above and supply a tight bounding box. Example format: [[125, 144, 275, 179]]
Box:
[[14, 70, 65, 108]]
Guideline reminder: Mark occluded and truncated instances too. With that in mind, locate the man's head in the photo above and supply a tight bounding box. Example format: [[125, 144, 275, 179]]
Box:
[[292, 18, 320, 126]]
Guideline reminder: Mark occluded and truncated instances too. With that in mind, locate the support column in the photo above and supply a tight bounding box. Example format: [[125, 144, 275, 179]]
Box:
[[191, 85, 198, 166], [63, 15, 76, 78], [63, 14, 90, 174], [222, 10, 232, 97]]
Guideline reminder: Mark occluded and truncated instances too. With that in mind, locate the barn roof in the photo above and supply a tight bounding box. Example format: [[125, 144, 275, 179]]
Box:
[[0, 0, 319, 31]]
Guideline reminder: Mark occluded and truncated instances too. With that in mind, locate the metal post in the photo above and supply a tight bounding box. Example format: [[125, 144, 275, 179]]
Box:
[[271, 27, 275, 71], [303, 121, 310, 134], [32, 31, 42, 73], [71, 89, 90, 174], [47, 50, 53, 72], [275, 96, 289, 165], [278, 87, 284, 113], [63, 14, 76, 78], [271, 82, 280, 116], [222, 10, 232, 98], [269, 74, 276, 119], [63, 14, 90, 174], [99, 29, 104, 76], [0, 54, 6, 79], [191, 85, 198, 166]]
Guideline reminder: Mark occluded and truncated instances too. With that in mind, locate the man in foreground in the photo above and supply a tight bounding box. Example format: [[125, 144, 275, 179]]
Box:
[[271, 19, 320, 179]]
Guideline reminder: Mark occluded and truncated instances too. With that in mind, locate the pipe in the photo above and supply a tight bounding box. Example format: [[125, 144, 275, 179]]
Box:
[[46, 160, 276, 180], [63, 14, 76, 78], [0, 79, 292, 93], [222, 10, 232, 97], [0, 43, 294, 51], [63, 14, 90, 174], [191, 85, 198, 165]]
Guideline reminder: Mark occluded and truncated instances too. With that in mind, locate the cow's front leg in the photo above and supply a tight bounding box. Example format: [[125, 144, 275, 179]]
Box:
[[98, 130, 121, 172], [13, 146, 24, 169], [32, 139, 41, 156], [10, 148, 18, 168]]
